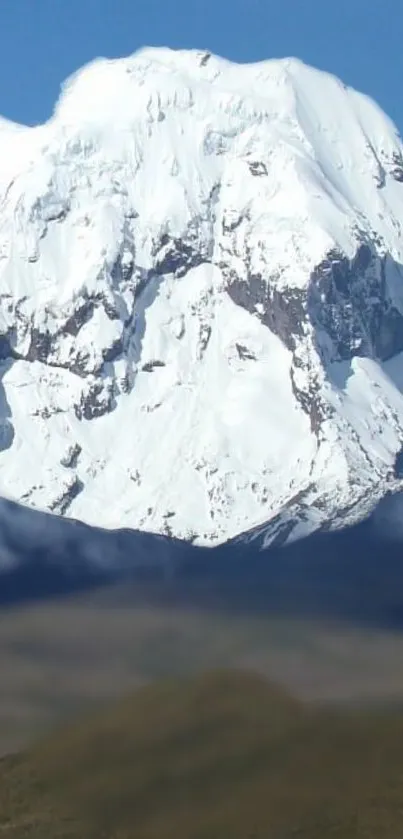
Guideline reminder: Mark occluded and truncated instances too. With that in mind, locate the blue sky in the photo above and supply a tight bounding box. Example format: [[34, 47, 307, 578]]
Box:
[[0, 0, 402, 130]]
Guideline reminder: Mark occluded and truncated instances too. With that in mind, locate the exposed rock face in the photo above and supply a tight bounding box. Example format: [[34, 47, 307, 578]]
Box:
[[0, 48, 403, 549], [307, 246, 403, 363]]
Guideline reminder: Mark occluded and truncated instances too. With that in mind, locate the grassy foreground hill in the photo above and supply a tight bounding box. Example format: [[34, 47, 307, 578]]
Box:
[[2, 671, 403, 837]]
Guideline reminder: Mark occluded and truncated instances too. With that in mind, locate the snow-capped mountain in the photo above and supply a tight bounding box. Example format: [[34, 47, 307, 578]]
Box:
[[0, 47, 403, 548]]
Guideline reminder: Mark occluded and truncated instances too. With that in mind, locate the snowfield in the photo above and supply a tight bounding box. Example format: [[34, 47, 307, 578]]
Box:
[[0, 47, 403, 548]]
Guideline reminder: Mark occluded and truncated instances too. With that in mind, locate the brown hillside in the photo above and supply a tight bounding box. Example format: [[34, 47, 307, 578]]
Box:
[[1, 669, 403, 837]]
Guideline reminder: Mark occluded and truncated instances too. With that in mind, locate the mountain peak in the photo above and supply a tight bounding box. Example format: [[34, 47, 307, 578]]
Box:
[[0, 50, 402, 551]]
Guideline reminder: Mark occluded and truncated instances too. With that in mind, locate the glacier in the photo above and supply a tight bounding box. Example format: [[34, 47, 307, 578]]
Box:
[[0, 47, 402, 547]]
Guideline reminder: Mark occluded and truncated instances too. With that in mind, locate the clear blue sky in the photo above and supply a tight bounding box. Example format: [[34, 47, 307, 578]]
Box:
[[1, 0, 402, 131]]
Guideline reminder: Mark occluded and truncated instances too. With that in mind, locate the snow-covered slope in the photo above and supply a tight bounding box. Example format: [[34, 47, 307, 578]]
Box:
[[1, 47, 403, 548]]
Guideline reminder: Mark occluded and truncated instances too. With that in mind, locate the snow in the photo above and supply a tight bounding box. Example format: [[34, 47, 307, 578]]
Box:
[[0, 48, 402, 549]]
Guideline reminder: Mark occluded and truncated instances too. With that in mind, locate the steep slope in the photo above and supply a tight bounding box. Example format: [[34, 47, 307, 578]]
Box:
[[1, 48, 403, 546]]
